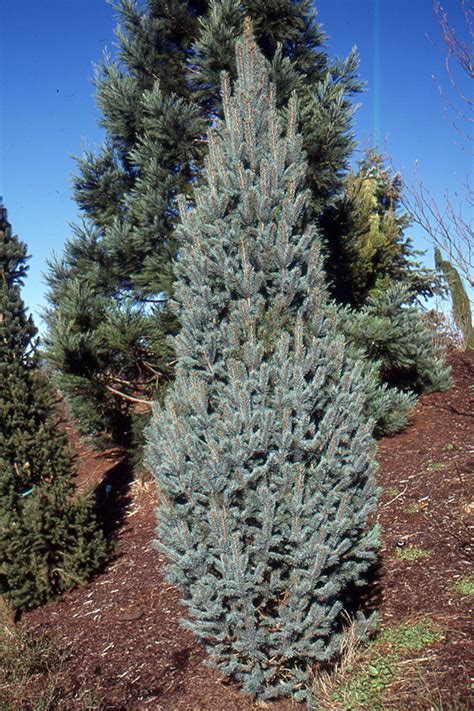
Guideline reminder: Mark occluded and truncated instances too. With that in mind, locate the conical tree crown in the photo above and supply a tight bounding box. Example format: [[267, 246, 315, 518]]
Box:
[[0, 205, 36, 365], [147, 31, 378, 702], [0, 204, 106, 610], [173, 24, 326, 380], [0, 204, 49, 477], [435, 247, 473, 349], [45, 0, 363, 445]]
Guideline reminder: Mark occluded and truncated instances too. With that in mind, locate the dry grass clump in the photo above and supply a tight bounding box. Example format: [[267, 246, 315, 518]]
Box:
[[310, 617, 445, 710], [0, 605, 103, 710]]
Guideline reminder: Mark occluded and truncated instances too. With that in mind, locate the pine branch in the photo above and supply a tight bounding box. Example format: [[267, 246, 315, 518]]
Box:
[[105, 384, 153, 406]]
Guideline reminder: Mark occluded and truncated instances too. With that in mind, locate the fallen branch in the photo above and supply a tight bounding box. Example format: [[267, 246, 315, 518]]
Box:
[[105, 384, 153, 407]]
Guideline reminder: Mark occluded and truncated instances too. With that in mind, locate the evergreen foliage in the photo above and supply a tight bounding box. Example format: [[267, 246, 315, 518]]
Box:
[[45, 0, 207, 442], [338, 285, 450, 409], [45, 0, 363, 447], [319, 153, 450, 434], [435, 248, 473, 349], [322, 151, 442, 307], [0, 203, 106, 610], [193, 0, 362, 215], [339, 335, 417, 437], [46, 0, 449, 448], [146, 33, 378, 701]]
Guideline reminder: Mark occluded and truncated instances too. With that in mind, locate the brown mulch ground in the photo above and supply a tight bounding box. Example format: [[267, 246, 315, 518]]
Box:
[[22, 351, 473, 709], [376, 349, 473, 707]]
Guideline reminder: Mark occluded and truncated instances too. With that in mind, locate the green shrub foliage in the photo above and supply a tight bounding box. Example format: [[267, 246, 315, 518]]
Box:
[[322, 150, 442, 308], [339, 284, 450, 397], [146, 33, 378, 701], [435, 248, 473, 349], [46, 0, 447, 448], [44, 0, 364, 445], [0, 204, 106, 610]]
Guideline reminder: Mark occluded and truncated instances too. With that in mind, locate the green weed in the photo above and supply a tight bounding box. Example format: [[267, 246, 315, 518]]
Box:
[[312, 619, 444, 710], [380, 619, 444, 652], [328, 649, 397, 710], [453, 573, 474, 597], [404, 501, 421, 514], [396, 546, 431, 561]]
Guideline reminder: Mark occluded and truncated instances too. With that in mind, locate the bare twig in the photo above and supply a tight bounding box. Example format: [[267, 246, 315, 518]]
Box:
[[380, 484, 409, 510], [401, 168, 473, 290], [401, 2, 473, 291], [433, 0, 474, 138]]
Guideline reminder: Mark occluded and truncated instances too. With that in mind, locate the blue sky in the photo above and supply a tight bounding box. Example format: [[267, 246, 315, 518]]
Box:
[[0, 0, 470, 325]]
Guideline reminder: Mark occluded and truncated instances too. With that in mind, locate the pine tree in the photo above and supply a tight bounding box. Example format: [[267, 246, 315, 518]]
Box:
[[338, 284, 450, 403], [0, 202, 106, 610], [45, 0, 207, 443], [193, 0, 361, 214], [146, 32, 378, 701], [315, 152, 450, 434], [47, 0, 448, 448], [45, 0, 361, 448]]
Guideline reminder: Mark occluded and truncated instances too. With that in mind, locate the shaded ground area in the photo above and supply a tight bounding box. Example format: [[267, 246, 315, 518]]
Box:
[[22, 351, 473, 709]]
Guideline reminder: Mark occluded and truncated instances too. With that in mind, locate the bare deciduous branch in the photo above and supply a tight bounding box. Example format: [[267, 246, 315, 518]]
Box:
[[432, 0, 474, 139], [399, 3, 473, 291], [401, 166, 473, 290]]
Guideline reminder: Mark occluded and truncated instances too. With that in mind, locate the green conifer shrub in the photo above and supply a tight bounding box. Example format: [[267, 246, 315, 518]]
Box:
[[322, 151, 442, 308], [146, 32, 378, 702], [343, 343, 417, 437], [0, 203, 106, 610], [338, 284, 450, 400], [435, 248, 473, 349], [318, 153, 451, 432]]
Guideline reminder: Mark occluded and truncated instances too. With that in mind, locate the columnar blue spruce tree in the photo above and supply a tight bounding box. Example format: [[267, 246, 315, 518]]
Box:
[[146, 30, 378, 702], [0, 202, 106, 610]]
